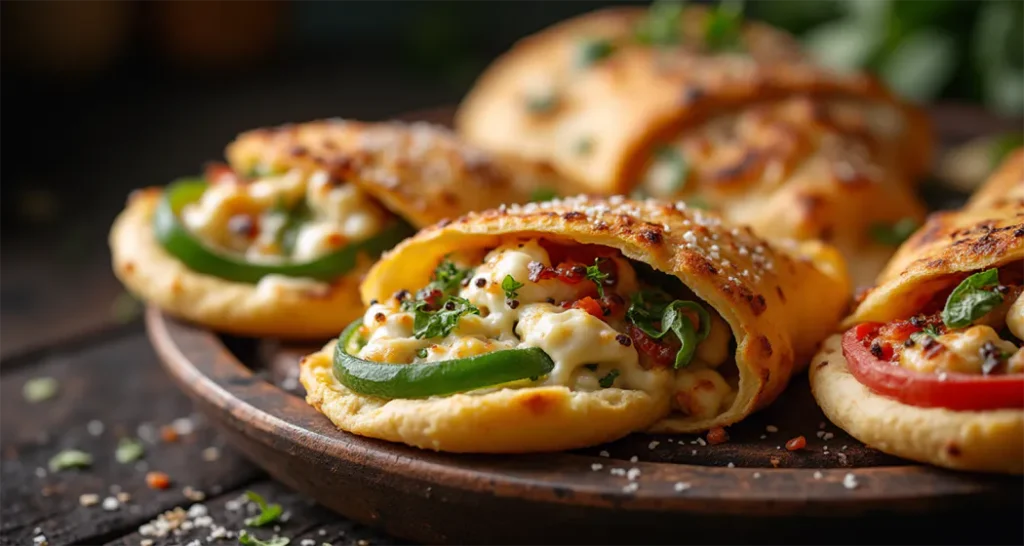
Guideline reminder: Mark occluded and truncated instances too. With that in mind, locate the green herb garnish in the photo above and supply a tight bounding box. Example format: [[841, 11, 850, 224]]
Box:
[[585, 258, 610, 298], [598, 369, 621, 388], [115, 437, 145, 464], [502, 275, 525, 300], [238, 531, 290, 546], [704, 0, 745, 52], [410, 296, 481, 340], [869, 217, 919, 246], [626, 290, 712, 368], [530, 187, 559, 202], [942, 269, 1005, 328], [427, 258, 473, 296], [635, 0, 685, 46], [577, 37, 616, 67], [23, 377, 59, 403], [244, 491, 283, 527], [48, 449, 93, 473], [416, 348, 429, 359]]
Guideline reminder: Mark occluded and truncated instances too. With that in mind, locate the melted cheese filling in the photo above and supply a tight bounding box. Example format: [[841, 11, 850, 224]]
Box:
[[356, 239, 737, 418], [900, 325, 1022, 375], [181, 169, 390, 263]]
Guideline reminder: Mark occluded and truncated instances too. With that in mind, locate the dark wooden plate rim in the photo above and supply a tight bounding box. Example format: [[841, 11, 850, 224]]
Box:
[[146, 306, 1017, 516]]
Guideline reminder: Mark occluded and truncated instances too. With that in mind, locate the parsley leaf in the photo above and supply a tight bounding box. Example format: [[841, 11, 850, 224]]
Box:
[[635, 0, 685, 46], [626, 293, 712, 368], [922, 324, 941, 338], [502, 275, 525, 300], [23, 376, 59, 403], [426, 258, 473, 296], [411, 296, 481, 340], [598, 369, 621, 388], [585, 259, 610, 298], [942, 269, 1004, 328], [704, 0, 745, 52], [238, 531, 290, 546], [115, 437, 145, 464], [48, 449, 93, 473], [576, 37, 616, 67], [530, 187, 559, 202], [869, 217, 919, 246], [244, 491, 283, 528]]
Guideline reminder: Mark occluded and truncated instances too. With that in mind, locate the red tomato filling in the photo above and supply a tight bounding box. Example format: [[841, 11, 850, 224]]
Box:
[[842, 326, 1024, 410]]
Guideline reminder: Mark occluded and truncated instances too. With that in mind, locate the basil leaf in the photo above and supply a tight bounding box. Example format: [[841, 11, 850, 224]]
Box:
[[584, 258, 610, 298], [576, 38, 616, 67], [412, 297, 481, 339], [635, 0, 685, 46], [598, 369, 621, 388], [869, 217, 919, 246], [626, 297, 712, 368], [244, 490, 283, 527], [48, 449, 93, 473], [942, 269, 1004, 328], [425, 258, 473, 297], [502, 275, 524, 300]]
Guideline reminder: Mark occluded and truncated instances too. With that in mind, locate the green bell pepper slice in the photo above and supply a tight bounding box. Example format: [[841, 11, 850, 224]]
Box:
[[333, 320, 555, 399], [153, 179, 414, 283]]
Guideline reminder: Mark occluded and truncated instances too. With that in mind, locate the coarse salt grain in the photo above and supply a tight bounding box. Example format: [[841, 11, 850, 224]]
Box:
[[622, 482, 639, 494], [610, 468, 626, 476], [591, 463, 603, 471], [648, 440, 660, 450], [80, 493, 99, 507], [843, 473, 859, 490], [626, 468, 641, 481], [695, 437, 706, 446], [87, 420, 105, 436], [673, 482, 691, 492], [102, 497, 119, 511]]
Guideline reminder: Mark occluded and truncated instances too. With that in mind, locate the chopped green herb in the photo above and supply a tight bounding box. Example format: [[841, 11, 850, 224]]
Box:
[[634, 0, 685, 46], [525, 91, 559, 114], [704, 0, 745, 52], [583, 364, 599, 372], [411, 296, 481, 340], [574, 137, 595, 156], [626, 292, 712, 368], [115, 437, 145, 464], [244, 490, 283, 527], [869, 217, 919, 246], [576, 37, 616, 67], [502, 275, 525, 300], [598, 369, 621, 388], [647, 146, 690, 193], [991, 133, 1024, 167], [427, 258, 473, 296], [942, 269, 1004, 328], [530, 187, 559, 202], [416, 348, 429, 359], [23, 376, 59, 403], [238, 530, 290, 546], [585, 258, 610, 298], [48, 449, 93, 473], [922, 324, 941, 338]]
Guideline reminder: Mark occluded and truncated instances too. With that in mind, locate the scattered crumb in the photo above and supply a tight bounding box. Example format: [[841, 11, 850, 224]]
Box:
[[648, 440, 660, 450], [726, 462, 735, 468], [202, 447, 221, 462], [87, 420, 105, 437], [765, 425, 779, 433], [182, 486, 205, 502], [80, 493, 100, 507], [629, 455, 638, 463], [695, 437, 707, 447], [102, 497, 120, 511], [785, 435, 807, 451], [32, 534, 48, 546], [116, 492, 131, 503], [590, 463, 603, 471], [813, 471, 823, 480], [673, 482, 691, 492], [172, 417, 196, 436], [610, 468, 626, 477], [598, 450, 610, 458], [357, 540, 370, 546], [753, 472, 762, 479], [622, 482, 639, 494], [319, 530, 327, 536], [843, 473, 859, 490], [141, 540, 154, 546], [159, 426, 179, 443], [626, 468, 642, 481]]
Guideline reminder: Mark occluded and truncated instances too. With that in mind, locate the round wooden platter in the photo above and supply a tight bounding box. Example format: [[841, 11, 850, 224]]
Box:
[[146, 104, 1022, 544]]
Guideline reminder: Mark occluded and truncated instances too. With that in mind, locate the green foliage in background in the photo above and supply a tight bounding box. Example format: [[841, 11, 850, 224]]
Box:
[[751, 0, 1023, 115]]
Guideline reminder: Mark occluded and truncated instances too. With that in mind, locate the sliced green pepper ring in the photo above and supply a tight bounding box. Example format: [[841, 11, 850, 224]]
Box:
[[153, 179, 415, 283], [333, 320, 555, 399]]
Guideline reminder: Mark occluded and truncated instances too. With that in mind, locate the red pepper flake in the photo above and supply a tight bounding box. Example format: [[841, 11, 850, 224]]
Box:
[[706, 427, 729, 445], [785, 435, 807, 451], [571, 297, 604, 319], [160, 426, 179, 443], [146, 471, 171, 490]]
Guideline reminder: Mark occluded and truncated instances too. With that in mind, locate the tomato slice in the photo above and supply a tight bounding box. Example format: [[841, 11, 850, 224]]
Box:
[[841, 327, 1024, 411]]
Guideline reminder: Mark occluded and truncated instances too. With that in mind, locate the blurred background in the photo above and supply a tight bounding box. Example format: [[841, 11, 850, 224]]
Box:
[[1, 0, 1022, 356]]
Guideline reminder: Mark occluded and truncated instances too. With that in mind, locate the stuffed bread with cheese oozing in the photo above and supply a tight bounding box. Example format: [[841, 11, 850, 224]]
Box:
[[110, 120, 553, 338], [300, 196, 849, 452], [456, 5, 931, 288], [810, 149, 1024, 474]]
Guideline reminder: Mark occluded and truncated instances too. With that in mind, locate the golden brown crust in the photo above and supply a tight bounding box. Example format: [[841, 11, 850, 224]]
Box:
[[226, 119, 566, 228], [300, 341, 670, 453], [456, 5, 931, 197], [110, 189, 367, 338], [810, 334, 1023, 474], [848, 152, 1024, 326], [360, 196, 849, 433]]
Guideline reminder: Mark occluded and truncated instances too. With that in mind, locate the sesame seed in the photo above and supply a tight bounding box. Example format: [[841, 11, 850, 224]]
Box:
[[673, 482, 691, 492], [695, 437, 707, 446]]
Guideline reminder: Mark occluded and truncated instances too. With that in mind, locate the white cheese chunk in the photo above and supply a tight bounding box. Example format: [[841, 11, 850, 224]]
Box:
[[1007, 292, 1024, 342], [900, 325, 1019, 374]]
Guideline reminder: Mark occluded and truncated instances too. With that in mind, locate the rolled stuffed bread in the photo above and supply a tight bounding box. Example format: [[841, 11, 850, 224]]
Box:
[[810, 149, 1024, 474], [110, 120, 549, 338], [300, 196, 849, 452], [456, 5, 931, 287]]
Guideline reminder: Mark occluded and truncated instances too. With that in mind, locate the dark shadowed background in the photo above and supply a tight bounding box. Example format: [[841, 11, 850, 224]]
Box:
[[2, 0, 1022, 356]]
